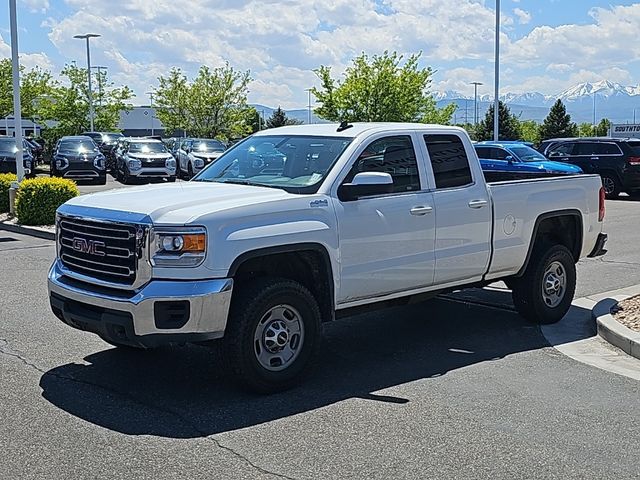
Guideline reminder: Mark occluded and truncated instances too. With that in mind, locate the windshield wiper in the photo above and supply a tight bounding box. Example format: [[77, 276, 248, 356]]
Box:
[[216, 179, 285, 190]]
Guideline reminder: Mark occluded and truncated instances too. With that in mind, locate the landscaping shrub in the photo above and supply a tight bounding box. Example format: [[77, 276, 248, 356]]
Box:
[[0, 173, 17, 213], [15, 177, 79, 225]]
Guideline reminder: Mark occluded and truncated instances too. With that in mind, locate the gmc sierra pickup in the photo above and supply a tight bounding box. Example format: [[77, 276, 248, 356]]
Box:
[[48, 123, 608, 392]]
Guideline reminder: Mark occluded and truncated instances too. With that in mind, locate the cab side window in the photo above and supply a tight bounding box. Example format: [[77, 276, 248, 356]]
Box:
[[424, 134, 473, 189], [344, 135, 421, 194], [549, 143, 576, 156]]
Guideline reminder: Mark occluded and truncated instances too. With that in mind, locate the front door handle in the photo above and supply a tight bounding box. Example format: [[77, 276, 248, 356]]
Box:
[[590, 156, 599, 160], [410, 206, 433, 216], [468, 199, 488, 209]]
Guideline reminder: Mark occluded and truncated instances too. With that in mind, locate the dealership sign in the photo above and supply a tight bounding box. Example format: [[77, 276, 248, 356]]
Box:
[[610, 124, 640, 138]]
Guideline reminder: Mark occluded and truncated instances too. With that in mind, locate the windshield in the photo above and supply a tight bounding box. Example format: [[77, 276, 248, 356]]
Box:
[[0, 139, 17, 153], [193, 135, 353, 193], [191, 140, 225, 153], [102, 133, 123, 144], [58, 140, 98, 153], [128, 142, 168, 154], [509, 146, 549, 162], [627, 141, 640, 156]]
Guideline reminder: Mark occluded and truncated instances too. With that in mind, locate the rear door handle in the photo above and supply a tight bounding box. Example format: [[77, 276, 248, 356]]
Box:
[[468, 199, 488, 209], [590, 157, 599, 160], [410, 206, 433, 216]]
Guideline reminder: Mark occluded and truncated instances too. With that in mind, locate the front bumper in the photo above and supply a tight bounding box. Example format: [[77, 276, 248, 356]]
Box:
[[48, 260, 233, 348], [130, 167, 176, 178]]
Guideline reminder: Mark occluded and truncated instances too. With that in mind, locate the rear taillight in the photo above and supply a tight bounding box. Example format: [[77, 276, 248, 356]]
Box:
[[628, 156, 640, 166], [598, 186, 606, 222]]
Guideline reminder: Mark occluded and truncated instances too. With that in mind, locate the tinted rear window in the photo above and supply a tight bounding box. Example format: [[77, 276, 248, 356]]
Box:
[[627, 141, 640, 155], [424, 134, 473, 189]]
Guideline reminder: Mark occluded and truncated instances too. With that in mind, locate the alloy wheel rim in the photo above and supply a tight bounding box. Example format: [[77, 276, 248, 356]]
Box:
[[253, 304, 304, 372], [602, 177, 615, 195], [542, 261, 566, 308]]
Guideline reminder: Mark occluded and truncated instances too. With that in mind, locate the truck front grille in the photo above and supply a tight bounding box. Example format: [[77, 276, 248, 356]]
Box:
[[58, 217, 138, 285]]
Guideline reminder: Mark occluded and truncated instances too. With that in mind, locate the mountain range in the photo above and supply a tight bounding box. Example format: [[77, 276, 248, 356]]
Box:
[[432, 80, 640, 124]]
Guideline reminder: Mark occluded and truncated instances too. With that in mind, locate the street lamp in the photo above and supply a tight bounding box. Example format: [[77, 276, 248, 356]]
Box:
[[305, 88, 313, 124], [9, 0, 25, 192], [146, 91, 155, 135], [91, 65, 107, 106], [471, 82, 483, 125], [73, 33, 101, 132], [494, 0, 500, 141]]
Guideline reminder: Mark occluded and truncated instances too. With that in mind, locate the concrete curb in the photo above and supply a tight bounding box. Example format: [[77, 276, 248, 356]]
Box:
[[0, 221, 55, 241], [593, 287, 640, 361]]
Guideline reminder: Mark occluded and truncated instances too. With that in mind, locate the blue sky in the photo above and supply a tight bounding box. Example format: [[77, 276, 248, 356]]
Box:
[[2, 0, 640, 108]]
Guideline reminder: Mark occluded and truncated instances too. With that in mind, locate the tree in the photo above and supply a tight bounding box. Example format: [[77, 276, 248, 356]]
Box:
[[0, 58, 55, 120], [266, 106, 303, 128], [519, 119, 541, 144], [539, 99, 578, 140], [578, 122, 594, 137], [155, 64, 252, 140], [37, 63, 133, 149], [594, 118, 611, 137], [243, 106, 265, 134], [475, 101, 521, 141], [311, 51, 456, 124]]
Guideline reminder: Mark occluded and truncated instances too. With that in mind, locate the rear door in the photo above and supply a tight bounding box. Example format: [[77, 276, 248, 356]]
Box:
[[422, 133, 492, 285]]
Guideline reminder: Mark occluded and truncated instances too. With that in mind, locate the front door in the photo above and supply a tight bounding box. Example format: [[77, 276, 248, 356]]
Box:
[[334, 134, 436, 304]]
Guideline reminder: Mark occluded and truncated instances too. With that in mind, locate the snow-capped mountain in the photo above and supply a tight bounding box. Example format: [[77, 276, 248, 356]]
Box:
[[433, 80, 640, 123]]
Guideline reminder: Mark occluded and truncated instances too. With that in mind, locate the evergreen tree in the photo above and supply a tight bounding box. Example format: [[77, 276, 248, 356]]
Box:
[[475, 101, 521, 141], [266, 106, 302, 128], [539, 99, 578, 140]]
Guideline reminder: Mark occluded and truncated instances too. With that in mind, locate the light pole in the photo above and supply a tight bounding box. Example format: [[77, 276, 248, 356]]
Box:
[[91, 65, 107, 106], [493, 0, 500, 141], [592, 91, 597, 133], [305, 88, 313, 124], [73, 33, 100, 132], [146, 91, 155, 135], [471, 82, 483, 125], [9, 0, 24, 191]]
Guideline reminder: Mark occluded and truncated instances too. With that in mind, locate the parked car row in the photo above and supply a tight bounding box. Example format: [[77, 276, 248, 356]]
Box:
[[0, 136, 36, 177]]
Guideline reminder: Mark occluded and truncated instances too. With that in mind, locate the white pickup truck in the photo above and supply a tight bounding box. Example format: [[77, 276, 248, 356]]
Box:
[[48, 123, 608, 392]]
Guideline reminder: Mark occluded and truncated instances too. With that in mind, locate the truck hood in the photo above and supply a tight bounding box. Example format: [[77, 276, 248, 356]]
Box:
[[62, 181, 294, 224]]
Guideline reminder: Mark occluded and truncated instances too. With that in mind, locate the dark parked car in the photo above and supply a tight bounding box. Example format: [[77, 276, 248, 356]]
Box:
[[81, 131, 124, 170], [543, 137, 640, 198], [51, 136, 107, 184], [0, 137, 34, 176]]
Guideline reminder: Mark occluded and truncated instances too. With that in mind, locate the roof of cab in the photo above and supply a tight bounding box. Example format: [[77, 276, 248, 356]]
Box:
[[251, 122, 467, 138]]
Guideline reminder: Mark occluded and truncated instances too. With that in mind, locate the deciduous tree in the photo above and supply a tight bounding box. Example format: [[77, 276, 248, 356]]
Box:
[[312, 51, 456, 124]]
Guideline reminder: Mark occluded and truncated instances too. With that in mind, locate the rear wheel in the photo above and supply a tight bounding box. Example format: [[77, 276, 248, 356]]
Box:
[[512, 244, 576, 324], [223, 277, 321, 393], [601, 174, 621, 199], [187, 163, 194, 180]]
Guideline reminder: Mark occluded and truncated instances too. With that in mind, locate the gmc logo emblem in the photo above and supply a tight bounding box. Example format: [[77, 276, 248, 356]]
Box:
[[71, 237, 106, 256]]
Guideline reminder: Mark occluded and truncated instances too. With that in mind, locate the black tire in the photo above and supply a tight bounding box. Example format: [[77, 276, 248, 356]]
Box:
[[512, 244, 576, 324], [167, 175, 176, 182], [121, 168, 133, 185], [601, 174, 621, 199], [187, 162, 194, 179], [95, 175, 107, 185], [223, 277, 321, 393]]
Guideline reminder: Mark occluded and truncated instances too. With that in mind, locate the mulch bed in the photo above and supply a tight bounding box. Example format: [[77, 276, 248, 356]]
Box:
[[612, 295, 640, 332]]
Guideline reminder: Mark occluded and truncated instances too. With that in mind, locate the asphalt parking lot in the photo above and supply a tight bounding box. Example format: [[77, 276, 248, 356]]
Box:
[[1, 186, 640, 478]]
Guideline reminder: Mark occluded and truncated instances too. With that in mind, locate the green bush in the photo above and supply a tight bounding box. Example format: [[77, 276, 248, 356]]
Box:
[[0, 173, 17, 213], [15, 177, 79, 225]]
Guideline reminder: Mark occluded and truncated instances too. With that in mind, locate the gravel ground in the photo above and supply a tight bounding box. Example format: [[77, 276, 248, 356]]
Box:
[[613, 295, 640, 332]]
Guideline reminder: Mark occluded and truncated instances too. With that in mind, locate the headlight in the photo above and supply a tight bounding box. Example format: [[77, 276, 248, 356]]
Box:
[[166, 158, 176, 169], [55, 156, 69, 169], [94, 155, 106, 170], [128, 159, 142, 170], [151, 227, 206, 267], [193, 158, 204, 168]]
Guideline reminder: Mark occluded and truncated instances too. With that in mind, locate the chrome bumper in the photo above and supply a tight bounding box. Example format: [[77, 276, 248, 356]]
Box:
[[48, 260, 233, 347], [130, 167, 176, 178]]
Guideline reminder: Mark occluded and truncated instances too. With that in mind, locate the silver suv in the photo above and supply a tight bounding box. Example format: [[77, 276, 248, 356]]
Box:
[[115, 138, 177, 184]]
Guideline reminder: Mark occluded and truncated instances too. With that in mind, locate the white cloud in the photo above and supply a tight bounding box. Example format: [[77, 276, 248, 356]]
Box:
[[513, 8, 531, 24], [19, 0, 49, 13], [0, 33, 54, 72]]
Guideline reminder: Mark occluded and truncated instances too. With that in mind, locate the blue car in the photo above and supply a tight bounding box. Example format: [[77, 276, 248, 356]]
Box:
[[474, 142, 582, 175]]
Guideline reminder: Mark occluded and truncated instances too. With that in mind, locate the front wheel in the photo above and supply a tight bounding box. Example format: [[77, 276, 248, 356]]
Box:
[[512, 244, 576, 324], [223, 277, 321, 393]]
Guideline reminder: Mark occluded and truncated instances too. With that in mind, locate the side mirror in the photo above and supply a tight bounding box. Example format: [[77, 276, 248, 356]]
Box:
[[505, 155, 514, 164], [338, 172, 393, 201]]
